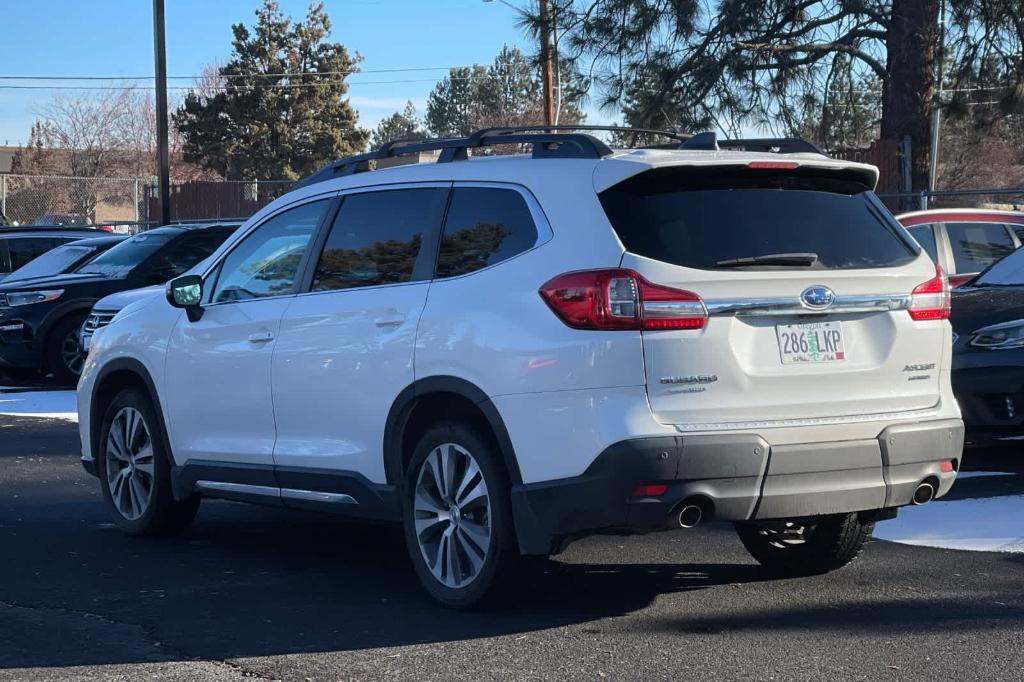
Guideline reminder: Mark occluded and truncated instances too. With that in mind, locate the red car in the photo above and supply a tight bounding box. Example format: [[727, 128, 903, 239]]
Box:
[[896, 209, 1024, 287]]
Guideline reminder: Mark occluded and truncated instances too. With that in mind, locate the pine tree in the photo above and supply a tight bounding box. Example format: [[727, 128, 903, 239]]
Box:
[[370, 101, 427, 150], [173, 1, 368, 180]]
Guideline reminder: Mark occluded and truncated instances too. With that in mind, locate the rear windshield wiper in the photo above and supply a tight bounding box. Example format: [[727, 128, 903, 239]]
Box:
[[714, 252, 819, 268]]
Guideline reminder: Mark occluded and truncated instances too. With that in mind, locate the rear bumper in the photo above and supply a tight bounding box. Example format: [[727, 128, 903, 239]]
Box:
[[510, 418, 964, 554]]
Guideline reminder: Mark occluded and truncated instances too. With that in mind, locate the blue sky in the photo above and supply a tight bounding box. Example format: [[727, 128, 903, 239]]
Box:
[[0, 0, 615, 146]]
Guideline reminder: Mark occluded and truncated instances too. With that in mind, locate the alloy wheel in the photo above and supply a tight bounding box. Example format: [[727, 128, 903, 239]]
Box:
[[104, 407, 155, 521], [758, 522, 813, 549], [61, 329, 85, 377], [413, 442, 492, 588]]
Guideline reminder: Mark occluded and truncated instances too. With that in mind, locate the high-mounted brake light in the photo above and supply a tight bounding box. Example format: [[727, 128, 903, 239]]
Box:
[[746, 161, 799, 170], [539, 269, 707, 331], [908, 264, 951, 321]]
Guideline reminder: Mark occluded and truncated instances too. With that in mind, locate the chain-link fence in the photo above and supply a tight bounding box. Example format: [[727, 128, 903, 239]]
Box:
[[0, 174, 146, 227]]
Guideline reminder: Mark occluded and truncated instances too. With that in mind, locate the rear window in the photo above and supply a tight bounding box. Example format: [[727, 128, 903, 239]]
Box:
[[599, 168, 917, 270]]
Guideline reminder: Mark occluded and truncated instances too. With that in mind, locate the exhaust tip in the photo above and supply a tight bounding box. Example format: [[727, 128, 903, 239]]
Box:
[[677, 504, 703, 528], [913, 481, 936, 505]]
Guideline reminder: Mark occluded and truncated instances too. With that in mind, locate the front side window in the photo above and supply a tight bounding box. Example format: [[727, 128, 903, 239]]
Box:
[[436, 187, 539, 278], [946, 222, 1015, 274], [311, 188, 447, 291], [143, 230, 233, 282], [212, 200, 327, 303], [8, 237, 66, 270]]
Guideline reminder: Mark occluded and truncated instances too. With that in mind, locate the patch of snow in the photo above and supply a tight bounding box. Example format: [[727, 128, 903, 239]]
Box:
[[876, 494, 1024, 553], [0, 389, 77, 421], [956, 471, 1015, 479]]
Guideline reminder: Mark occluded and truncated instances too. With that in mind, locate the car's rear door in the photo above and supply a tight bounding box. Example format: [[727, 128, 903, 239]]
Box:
[[601, 165, 947, 427]]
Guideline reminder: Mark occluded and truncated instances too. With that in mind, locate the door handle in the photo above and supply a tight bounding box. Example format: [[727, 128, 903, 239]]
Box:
[[248, 331, 274, 344], [374, 316, 405, 328]]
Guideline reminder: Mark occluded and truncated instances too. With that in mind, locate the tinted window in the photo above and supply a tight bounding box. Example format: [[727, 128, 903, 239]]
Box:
[[907, 225, 938, 263], [212, 200, 326, 303], [946, 222, 1015, 273], [143, 230, 232, 282], [973, 247, 1024, 286], [436, 188, 539, 278], [600, 169, 916, 270], [312, 188, 447, 291], [5, 243, 97, 281], [8, 237, 66, 270], [77, 232, 174, 277]]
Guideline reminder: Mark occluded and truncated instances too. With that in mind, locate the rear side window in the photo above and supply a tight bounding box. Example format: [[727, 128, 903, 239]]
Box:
[[435, 187, 538, 278], [8, 237, 66, 270], [312, 188, 448, 291], [599, 169, 917, 270], [945, 222, 1014, 274], [907, 225, 938, 263]]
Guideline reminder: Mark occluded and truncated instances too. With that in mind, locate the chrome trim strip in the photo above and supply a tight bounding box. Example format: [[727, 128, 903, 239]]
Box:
[[705, 294, 911, 316], [280, 488, 358, 505], [671, 406, 942, 432], [642, 300, 708, 318], [193, 480, 358, 505], [195, 480, 280, 497]]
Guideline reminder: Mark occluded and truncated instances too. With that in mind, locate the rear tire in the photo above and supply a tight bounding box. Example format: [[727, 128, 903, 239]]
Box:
[[45, 315, 87, 386], [735, 513, 873, 575], [98, 387, 200, 536], [401, 421, 522, 609]]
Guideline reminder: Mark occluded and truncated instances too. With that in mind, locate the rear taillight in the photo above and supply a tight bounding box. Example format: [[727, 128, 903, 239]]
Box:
[[539, 269, 707, 331], [908, 265, 951, 321]]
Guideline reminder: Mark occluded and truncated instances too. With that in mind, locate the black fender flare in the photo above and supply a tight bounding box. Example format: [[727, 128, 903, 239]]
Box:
[[35, 300, 98, 352], [89, 357, 175, 473], [382, 376, 522, 488]]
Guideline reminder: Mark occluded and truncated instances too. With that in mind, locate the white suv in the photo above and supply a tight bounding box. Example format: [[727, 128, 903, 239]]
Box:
[[78, 128, 964, 608]]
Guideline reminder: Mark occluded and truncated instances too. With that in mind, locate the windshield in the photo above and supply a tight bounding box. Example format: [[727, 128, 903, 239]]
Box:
[[971, 247, 1024, 287], [5, 243, 97, 281], [75, 232, 173, 277], [600, 168, 917, 270]]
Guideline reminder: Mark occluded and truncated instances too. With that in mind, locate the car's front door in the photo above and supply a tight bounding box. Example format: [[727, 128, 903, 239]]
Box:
[[163, 198, 331, 466], [271, 185, 449, 483]]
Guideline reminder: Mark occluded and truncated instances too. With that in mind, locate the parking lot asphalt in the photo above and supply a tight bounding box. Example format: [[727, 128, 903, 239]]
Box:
[[1, 408, 1023, 681]]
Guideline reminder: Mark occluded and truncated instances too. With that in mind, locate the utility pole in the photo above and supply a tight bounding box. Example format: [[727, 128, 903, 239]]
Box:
[[927, 0, 946, 200], [539, 0, 555, 127], [153, 0, 171, 226]]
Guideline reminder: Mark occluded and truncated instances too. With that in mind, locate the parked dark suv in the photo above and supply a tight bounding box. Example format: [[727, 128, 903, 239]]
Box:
[[0, 227, 105, 279], [0, 222, 239, 383]]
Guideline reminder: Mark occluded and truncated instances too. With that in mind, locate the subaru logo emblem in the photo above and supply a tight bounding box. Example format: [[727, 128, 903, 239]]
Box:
[[800, 286, 835, 310]]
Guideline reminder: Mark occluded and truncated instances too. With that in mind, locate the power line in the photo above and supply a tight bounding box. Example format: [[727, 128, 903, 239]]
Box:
[[0, 64, 519, 82], [0, 76, 496, 91]]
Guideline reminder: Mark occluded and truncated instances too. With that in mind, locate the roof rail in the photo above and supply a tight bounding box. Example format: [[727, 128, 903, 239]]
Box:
[[679, 131, 827, 156], [295, 125, 689, 189]]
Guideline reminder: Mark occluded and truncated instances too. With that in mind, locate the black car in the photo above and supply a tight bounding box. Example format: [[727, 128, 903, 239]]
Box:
[[2, 236, 126, 285], [0, 222, 239, 384], [0, 227, 107, 279], [950, 246, 1024, 445]]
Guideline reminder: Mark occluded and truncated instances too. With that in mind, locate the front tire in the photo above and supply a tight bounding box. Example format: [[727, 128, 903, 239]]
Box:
[[45, 315, 88, 386], [401, 421, 521, 609], [98, 387, 200, 536], [735, 513, 873, 576]]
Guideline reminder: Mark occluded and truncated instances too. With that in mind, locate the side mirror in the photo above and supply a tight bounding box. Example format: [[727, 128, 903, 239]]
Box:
[[166, 275, 204, 321]]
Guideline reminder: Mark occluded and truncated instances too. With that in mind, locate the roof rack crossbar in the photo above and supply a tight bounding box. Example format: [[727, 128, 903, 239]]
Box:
[[296, 126, 639, 188]]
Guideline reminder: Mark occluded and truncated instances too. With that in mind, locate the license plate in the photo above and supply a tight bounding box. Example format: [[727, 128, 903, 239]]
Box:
[[776, 321, 846, 364]]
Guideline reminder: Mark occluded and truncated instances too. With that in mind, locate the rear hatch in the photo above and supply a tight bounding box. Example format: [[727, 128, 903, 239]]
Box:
[[600, 163, 948, 427]]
